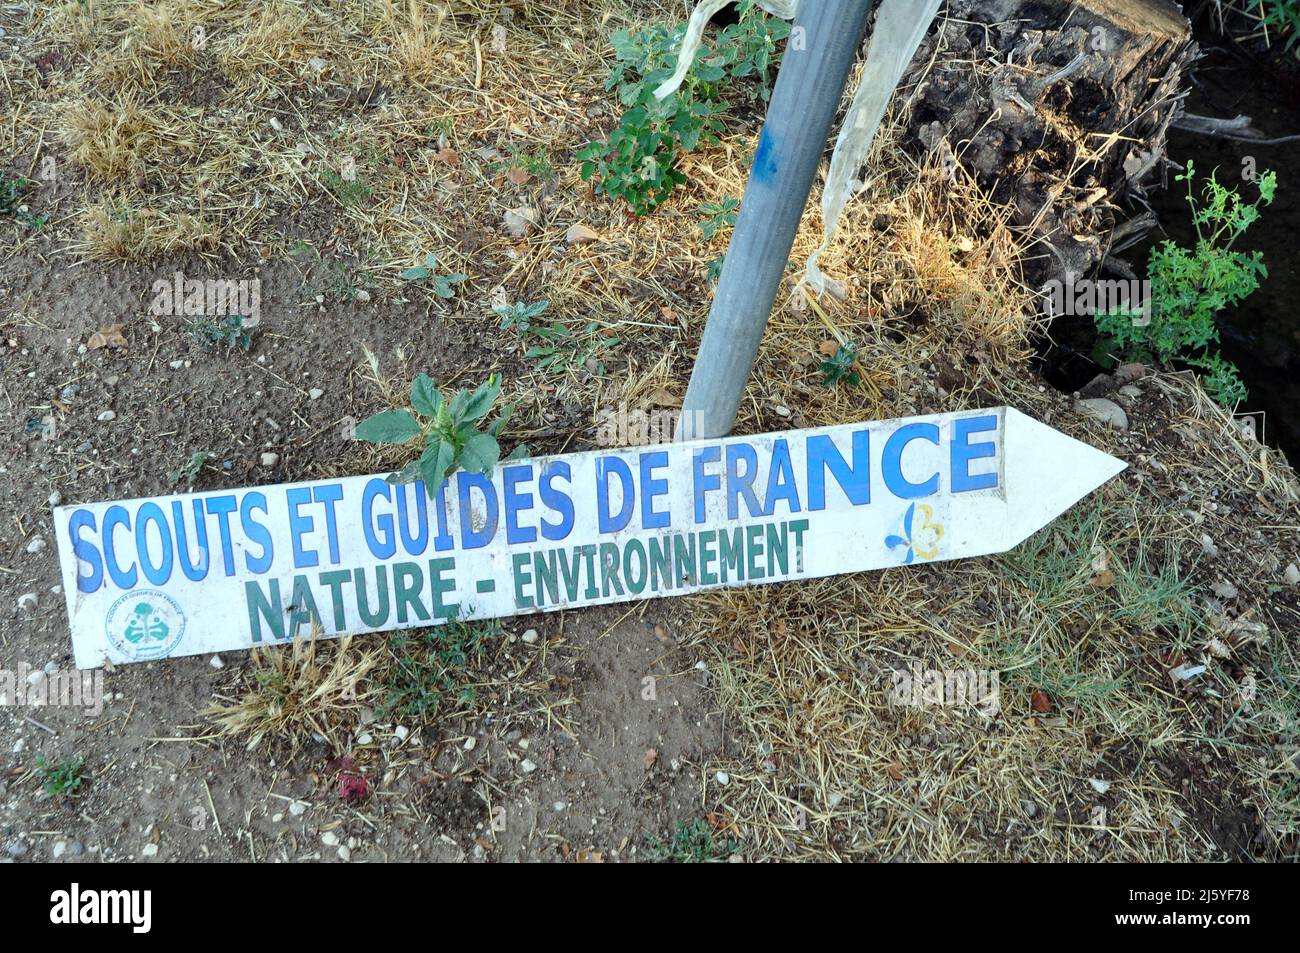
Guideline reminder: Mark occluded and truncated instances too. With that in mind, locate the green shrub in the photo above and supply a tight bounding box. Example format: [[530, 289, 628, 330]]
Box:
[[579, 2, 788, 216], [354, 374, 523, 495], [1095, 160, 1275, 406]]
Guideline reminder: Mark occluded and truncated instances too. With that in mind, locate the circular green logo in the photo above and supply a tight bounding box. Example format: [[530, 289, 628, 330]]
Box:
[[105, 590, 186, 661]]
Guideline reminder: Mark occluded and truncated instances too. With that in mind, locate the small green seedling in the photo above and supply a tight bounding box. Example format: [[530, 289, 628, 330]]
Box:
[[354, 373, 524, 495], [400, 253, 469, 299], [820, 342, 862, 388], [1, 173, 47, 227], [319, 168, 371, 207], [494, 298, 550, 333], [168, 450, 211, 486], [698, 196, 740, 241], [36, 754, 84, 797], [521, 320, 620, 376], [379, 616, 502, 721], [647, 818, 739, 863], [187, 313, 256, 351], [706, 255, 726, 286]]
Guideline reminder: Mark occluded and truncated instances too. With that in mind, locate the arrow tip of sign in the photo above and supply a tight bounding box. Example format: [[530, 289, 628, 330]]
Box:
[[1002, 408, 1127, 548]]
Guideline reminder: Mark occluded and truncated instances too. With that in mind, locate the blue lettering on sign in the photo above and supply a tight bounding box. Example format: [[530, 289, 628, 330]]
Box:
[[952, 415, 1000, 492], [764, 439, 802, 516], [173, 499, 210, 581], [314, 483, 344, 565], [69, 509, 103, 594], [726, 443, 761, 519], [204, 495, 238, 576], [640, 451, 671, 529], [503, 464, 537, 544], [458, 471, 499, 549], [241, 492, 274, 573], [597, 456, 635, 534], [102, 505, 136, 589], [362, 479, 395, 559], [287, 487, 318, 568], [882, 423, 940, 499], [135, 502, 173, 585], [693, 446, 722, 523], [539, 461, 574, 541], [807, 432, 871, 510]]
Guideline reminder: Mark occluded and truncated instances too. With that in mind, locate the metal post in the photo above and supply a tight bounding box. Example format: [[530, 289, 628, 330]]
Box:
[[678, 0, 873, 441]]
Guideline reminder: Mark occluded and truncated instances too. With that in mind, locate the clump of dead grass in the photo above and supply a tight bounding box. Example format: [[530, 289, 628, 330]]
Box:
[[78, 200, 218, 261], [206, 633, 381, 753]]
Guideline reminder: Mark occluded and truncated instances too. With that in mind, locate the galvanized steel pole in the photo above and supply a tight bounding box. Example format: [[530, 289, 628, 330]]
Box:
[[678, 0, 873, 441]]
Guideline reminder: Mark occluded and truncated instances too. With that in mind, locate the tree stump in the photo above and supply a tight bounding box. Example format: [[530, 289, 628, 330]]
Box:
[[908, 0, 1195, 287]]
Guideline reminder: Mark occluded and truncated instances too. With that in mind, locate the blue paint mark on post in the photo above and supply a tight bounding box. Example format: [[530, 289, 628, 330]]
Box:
[[752, 128, 779, 184]]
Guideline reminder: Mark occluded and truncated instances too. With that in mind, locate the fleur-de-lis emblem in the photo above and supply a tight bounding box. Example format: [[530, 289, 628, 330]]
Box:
[[886, 503, 945, 564]]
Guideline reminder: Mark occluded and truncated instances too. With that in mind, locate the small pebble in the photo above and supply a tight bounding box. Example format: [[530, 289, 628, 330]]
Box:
[[141, 843, 158, 858], [260, 452, 280, 467], [288, 801, 308, 817], [47, 491, 62, 507], [321, 831, 340, 846], [97, 410, 116, 422], [520, 759, 537, 773], [25, 537, 46, 554], [1212, 580, 1239, 600], [715, 771, 730, 786], [337, 845, 351, 862], [209, 655, 224, 669], [1285, 564, 1300, 586], [308, 388, 324, 400], [521, 628, 539, 644]]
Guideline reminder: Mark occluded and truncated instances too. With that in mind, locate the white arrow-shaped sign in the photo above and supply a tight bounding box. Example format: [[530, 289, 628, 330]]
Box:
[[53, 406, 1124, 668]]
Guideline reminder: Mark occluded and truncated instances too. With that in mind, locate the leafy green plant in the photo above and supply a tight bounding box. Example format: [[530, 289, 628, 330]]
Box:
[[1188, 353, 1249, 407], [1095, 160, 1276, 406], [187, 313, 256, 351], [354, 373, 522, 495], [578, 2, 788, 215], [1, 173, 47, 227], [168, 450, 211, 486], [518, 319, 620, 375], [698, 196, 740, 241], [400, 252, 469, 299], [321, 256, 376, 303], [36, 754, 84, 797], [706, 255, 726, 286], [379, 616, 501, 721], [820, 342, 862, 388], [494, 298, 550, 333], [319, 168, 371, 207], [493, 146, 554, 182], [647, 818, 739, 863], [1250, 0, 1300, 48]]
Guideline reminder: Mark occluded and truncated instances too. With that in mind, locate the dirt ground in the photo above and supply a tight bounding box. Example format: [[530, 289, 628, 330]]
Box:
[[2, 1, 1299, 863]]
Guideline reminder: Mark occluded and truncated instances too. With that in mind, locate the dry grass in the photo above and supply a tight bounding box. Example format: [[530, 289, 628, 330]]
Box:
[[5, 0, 1298, 861], [207, 632, 382, 753]]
